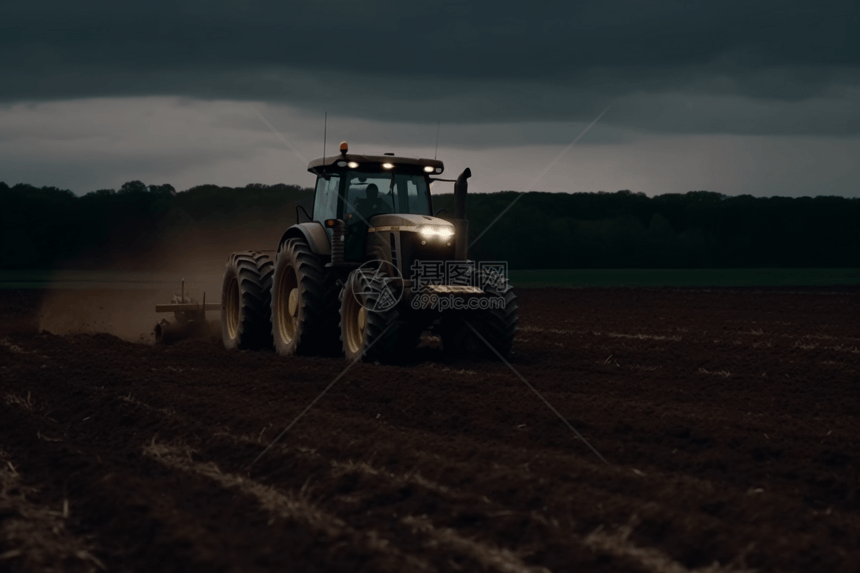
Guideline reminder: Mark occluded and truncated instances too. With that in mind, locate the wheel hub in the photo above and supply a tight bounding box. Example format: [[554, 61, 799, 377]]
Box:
[[344, 283, 367, 356], [288, 288, 298, 317], [276, 265, 299, 344]]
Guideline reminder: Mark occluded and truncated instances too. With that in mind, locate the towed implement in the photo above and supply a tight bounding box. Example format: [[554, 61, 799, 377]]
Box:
[[154, 280, 219, 343]]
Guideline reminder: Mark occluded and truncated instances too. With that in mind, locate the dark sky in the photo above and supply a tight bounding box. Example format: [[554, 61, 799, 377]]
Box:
[[1, 0, 859, 196]]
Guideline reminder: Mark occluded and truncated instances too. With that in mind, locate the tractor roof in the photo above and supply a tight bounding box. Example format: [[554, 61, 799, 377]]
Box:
[[307, 154, 444, 175]]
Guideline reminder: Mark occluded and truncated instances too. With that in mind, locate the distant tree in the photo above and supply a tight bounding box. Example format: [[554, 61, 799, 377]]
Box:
[[648, 212, 675, 238], [148, 183, 176, 196], [120, 180, 147, 193]]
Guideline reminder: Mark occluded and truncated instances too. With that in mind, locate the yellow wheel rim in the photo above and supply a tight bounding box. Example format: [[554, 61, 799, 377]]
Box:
[[344, 286, 365, 355], [288, 288, 299, 317], [276, 265, 298, 344], [226, 276, 240, 340]]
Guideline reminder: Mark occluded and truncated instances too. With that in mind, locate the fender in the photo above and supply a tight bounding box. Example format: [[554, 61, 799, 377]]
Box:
[[278, 222, 331, 256]]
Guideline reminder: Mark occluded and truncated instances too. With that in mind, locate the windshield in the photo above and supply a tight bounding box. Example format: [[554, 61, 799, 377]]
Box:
[[344, 171, 431, 220]]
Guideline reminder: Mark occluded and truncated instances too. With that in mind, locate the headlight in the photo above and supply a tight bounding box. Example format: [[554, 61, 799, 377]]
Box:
[[418, 226, 454, 239], [423, 166, 434, 173], [347, 161, 359, 168]]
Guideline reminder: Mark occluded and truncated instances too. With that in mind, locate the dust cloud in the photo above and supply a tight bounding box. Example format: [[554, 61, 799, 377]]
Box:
[[37, 286, 222, 343], [35, 213, 292, 343]]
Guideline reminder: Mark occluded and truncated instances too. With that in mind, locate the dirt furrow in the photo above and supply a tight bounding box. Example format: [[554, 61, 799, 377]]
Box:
[[0, 446, 104, 573], [0, 286, 857, 572]]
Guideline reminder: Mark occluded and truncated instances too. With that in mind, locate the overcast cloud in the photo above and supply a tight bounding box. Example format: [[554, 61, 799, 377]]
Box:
[[1, 0, 858, 196]]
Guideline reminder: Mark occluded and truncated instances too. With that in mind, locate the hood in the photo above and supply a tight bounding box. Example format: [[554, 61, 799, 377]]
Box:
[[367, 214, 453, 230]]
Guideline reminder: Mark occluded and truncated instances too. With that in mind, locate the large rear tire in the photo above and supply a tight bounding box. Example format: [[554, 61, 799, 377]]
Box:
[[340, 269, 421, 363], [271, 238, 340, 356], [221, 251, 273, 351]]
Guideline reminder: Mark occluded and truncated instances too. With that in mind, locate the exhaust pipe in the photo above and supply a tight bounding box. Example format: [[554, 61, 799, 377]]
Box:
[[453, 168, 471, 260]]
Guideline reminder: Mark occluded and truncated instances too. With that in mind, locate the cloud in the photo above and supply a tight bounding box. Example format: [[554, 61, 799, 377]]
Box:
[[1, 1, 858, 136], [2, 97, 858, 198], [3, 1, 857, 75], [2, 2, 858, 197], [0, 98, 273, 192]]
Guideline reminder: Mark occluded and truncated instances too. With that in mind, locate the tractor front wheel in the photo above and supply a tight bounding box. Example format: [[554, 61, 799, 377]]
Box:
[[441, 277, 518, 359], [469, 278, 518, 358], [340, 269, 421, 362]]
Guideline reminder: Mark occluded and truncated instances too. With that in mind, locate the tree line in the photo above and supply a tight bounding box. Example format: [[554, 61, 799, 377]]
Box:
[[1, 181, 858, 269], [434, 190, 860, 268], [0, 181, 312, 270]]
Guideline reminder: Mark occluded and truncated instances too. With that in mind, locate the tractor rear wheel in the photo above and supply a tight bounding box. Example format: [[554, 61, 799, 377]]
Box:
[[221, 251, 273, 350], [340, 269, 421, 362], [271, 238, 340, 356]]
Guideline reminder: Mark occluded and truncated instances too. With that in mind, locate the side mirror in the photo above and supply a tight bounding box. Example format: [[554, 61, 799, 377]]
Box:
[[434, 208, 448, 217]]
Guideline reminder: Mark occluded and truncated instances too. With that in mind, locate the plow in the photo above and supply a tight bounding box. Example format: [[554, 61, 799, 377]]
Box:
[[154, 279, 219, 344], [153, 141, 518, 361]]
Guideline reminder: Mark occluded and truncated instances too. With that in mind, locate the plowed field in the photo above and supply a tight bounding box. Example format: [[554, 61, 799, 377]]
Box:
[[1, 287, 858, 572]]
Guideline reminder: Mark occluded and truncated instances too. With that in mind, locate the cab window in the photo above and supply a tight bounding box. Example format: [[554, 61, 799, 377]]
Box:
[[312, 174, 340, 222], [399, 174, 431, 214], [344, 171, 430, 220]]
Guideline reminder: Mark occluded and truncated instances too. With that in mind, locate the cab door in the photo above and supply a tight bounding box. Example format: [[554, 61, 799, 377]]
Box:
[[312, 174, 340, 242], [343, 195, 369, 261]]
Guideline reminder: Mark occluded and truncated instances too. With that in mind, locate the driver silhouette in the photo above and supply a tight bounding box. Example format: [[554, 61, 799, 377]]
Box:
[[354, 184, 389, 219]]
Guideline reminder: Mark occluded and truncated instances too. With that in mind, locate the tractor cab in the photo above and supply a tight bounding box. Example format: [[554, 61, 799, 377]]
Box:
[[307, 142, 447, 263]]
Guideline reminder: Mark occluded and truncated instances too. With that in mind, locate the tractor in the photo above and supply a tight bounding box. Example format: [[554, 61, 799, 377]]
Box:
[[219, 141, 518, 361]]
